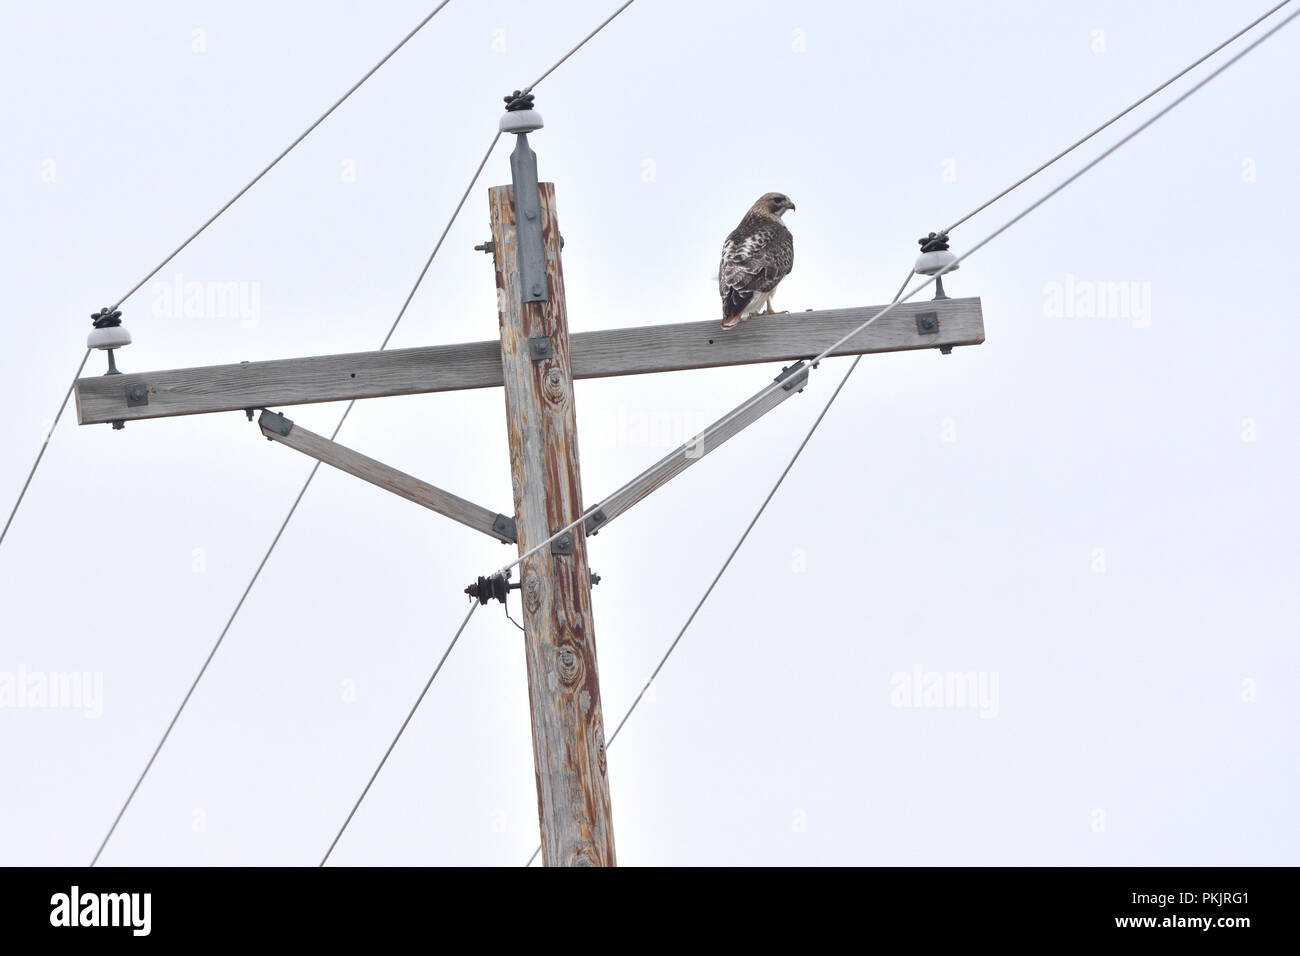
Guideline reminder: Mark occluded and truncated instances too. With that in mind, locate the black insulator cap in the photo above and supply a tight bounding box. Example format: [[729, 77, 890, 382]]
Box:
[[917, 232, 950, 253], [91, 307, 123, 328], [503, 90, 535, 112]]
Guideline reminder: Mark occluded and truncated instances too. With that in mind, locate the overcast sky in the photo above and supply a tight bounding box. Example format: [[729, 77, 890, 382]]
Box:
[[2, 0, 1296, 866]]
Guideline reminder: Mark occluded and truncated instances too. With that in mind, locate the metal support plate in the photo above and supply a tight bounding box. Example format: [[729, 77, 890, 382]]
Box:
[[258, 409, 294, 437], [509, 133, 548, 304], [493, 513, 518, 543]]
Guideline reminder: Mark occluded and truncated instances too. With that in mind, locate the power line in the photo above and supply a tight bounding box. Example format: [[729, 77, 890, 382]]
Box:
[[377, 132, 504, 354], [523, 0, 1300, 868], [78, 0, 1292, 866], [320, 601, 480, 867], [523, 266, 915, 867], [943, 0, 1294, 235], [523, 0, 637, 91], [89, 130, 502, 867], [108, 0, 454, 313], [90, 452, 325, 867], [601, 323, 903, 753], [2, 1, 454, 556], [493, 1, 1300, 586], [89, 0, 647, 865], [524, 355, 870, 867], [618, 362, 869, 730], [320, 3, 648, 867], [0, 349, 90, 550], [521, 357, 886, 873]]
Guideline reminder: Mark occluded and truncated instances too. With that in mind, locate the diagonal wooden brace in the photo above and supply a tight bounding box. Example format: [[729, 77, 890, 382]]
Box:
[[256, 410, 515, 543]]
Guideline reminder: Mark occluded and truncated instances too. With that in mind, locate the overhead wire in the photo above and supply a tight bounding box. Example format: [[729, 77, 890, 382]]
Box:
[[317, 0, 645, 867], [91, 0, 644, 865], [89, 130, 502, 866], [0, 350, 90, 550], [493, 1, 1300, 588], [1, 1, 456, 554], [68, 0, 1293, 865], [522, 261, 909, 868], [522, 1, 1300, 865], [522, 0, 637, 92], [942, 0, 1294, 235], [320, 601, 480, 867]]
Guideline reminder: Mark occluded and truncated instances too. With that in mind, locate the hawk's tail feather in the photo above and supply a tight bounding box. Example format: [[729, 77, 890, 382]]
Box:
[[722, 288, 753, 327]]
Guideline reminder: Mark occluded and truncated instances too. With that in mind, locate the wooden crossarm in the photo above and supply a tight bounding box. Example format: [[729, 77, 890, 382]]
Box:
[[75, 297, 983, 425]]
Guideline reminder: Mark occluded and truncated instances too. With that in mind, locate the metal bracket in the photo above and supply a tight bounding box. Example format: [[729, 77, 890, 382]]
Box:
[[584, 507, 607, 536], [528, 336, 554, 361], [259, 409, 294, 437], [775, 361, 809, 393], [550, 532, 574, 555], [125, 384, 149, 407], [509, 133, 548, 304], [492, 513, 518, 543], [916, 311, 940, 335]]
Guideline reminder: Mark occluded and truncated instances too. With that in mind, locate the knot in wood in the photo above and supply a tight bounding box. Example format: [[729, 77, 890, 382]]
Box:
[[594, 718, 607, 775], [571, 844, 599, 867], [555, 643, 583, 686], [543, 367, 566, 403], [523, 572, 543, 614]]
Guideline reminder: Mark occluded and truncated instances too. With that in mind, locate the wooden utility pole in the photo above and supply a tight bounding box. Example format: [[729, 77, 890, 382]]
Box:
[[71, 98, 986, 866], [488, 159, 615, 866]]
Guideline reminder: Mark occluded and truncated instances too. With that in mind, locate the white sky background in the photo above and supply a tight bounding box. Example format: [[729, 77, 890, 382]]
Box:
[[1, 0, 1296, 866]]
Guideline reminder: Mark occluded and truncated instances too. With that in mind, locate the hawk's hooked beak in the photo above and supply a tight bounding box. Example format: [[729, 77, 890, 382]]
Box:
[[786, 200, 797, 212]]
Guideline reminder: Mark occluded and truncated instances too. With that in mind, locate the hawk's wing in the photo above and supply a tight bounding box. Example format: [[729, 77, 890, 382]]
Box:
[[719, 219, 794, 320]]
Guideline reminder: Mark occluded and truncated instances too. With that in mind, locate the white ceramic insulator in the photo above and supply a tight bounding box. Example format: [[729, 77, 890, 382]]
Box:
[[499, 109, 544, 134], [87, 326, 132, 350], [914, 249, 959, 276]]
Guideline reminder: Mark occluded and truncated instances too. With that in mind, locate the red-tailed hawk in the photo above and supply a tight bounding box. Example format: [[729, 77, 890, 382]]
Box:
[[718, 192, 796, 330]]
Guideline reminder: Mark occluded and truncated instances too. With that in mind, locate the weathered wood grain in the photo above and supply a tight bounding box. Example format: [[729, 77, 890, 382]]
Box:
[[256, 411, 513, 543], [74, 298, 984, 425], [76, 339, 502, 425], [492, 182, 616, 867]]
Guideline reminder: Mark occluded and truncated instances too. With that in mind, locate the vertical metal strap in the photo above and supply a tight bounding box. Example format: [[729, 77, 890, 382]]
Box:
[[509, 133, 549, 303]]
